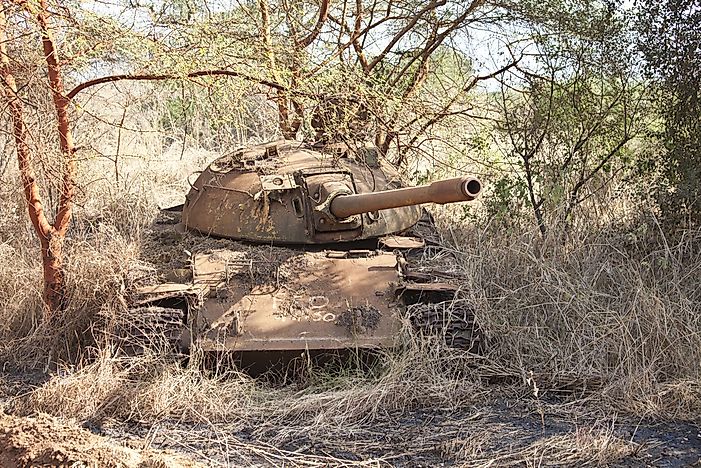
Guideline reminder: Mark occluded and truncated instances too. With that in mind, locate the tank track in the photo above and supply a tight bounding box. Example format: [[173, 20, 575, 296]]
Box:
[[112, 306, 186, 356], [406, 302, 481, 351], [398, 212, 483, 352]]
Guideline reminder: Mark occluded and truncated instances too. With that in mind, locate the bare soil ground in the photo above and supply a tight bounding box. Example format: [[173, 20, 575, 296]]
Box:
[[0, 412, 205, 468]]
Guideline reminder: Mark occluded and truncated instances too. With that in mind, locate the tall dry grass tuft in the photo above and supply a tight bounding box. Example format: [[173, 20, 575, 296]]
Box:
[[16, 349, 258, 424], [0, 155, 163, 368], [259, 334, 485, 431], [0, 224, 141, 368], [0, 242, 44, 341], [446, 216, 701, 418]]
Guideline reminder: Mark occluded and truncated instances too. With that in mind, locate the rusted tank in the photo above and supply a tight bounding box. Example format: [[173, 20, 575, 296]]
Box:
[[123, 140, 482, 366]]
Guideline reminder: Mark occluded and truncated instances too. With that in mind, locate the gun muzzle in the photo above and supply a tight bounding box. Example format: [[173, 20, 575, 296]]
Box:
[[329, 176, 481, 219]]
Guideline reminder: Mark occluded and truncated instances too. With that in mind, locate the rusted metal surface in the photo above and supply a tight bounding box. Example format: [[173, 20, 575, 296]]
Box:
[[132, 282, 208, 306], [407, 301, 481, 352], [330, 177, 482, 219], [182, 141, 422, 243], [190, 251, 402, 352], [128, 241, 482, 357], [181, 140, 480, 244], [115, 306, 187, 355], [127, 139, 485, 359], [396, 282, 461, 304]]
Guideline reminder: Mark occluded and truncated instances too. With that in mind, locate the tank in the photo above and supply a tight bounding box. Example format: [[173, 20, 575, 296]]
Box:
[[121, 140, 483, 367]]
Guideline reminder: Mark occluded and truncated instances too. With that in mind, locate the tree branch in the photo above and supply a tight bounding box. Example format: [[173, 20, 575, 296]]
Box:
[[0, 7, 53, 240], [352, 0, 369, 71], [37, 0, 74, 238], [67, 70, 287, 101], [298, 0, 330, 48]]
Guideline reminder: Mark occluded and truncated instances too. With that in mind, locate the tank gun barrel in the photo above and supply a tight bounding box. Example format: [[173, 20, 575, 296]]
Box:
[[329, 176, 482, 219]]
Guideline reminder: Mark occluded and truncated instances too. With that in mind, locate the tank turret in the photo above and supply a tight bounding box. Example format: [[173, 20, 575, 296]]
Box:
[[182, 140, 481, 244]]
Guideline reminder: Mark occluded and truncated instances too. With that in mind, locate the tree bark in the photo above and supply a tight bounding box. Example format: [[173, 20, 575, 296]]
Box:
[[0, 2, 75, 317]]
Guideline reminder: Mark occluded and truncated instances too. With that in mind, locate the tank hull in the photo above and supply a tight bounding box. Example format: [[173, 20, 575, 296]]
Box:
[[127, 230, 481, 362], [192, 250, 402, 352]]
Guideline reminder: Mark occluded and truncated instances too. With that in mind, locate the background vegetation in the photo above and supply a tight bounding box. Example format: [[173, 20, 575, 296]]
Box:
[[0, 0, 699, 465]]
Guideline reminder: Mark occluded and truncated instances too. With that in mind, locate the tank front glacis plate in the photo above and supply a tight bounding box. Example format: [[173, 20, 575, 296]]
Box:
[[181, 140, 422, 244], [192, 250, 402, 352]]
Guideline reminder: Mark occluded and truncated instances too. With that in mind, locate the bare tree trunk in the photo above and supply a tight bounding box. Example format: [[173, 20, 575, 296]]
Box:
[[38, 0, 76, 315], [277, 92, 295, 138], [0, 3, 75, 317], [523, 156, 547, 239]]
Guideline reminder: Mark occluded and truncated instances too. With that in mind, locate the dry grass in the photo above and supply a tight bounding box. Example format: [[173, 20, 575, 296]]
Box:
[[14, 351, 257, 424], [1, 175, 700, 464], [1, 86, 700, 464], [0, 223, 139, 368], [438, 216, 701, 420], [14, 333, 484, 425], [461, 425, 639, 467]]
